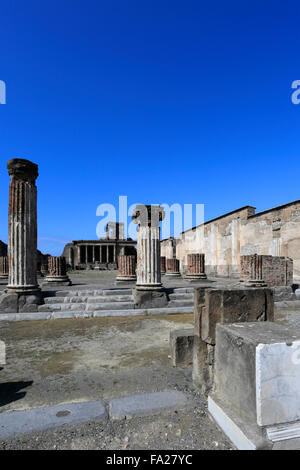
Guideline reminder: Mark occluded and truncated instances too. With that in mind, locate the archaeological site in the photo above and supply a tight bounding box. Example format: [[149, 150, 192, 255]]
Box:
[[1, 0, 300, 457], [0, 157, 300, 452]]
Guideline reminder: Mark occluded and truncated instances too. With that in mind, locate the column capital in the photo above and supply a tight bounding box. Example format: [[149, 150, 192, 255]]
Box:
[[7, 158, 38, 183], [132, 204, 165, 227]]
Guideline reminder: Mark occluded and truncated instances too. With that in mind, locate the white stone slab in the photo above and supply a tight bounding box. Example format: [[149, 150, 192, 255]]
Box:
[[256, 340, 300, 426], [208, 396, 256, 450]]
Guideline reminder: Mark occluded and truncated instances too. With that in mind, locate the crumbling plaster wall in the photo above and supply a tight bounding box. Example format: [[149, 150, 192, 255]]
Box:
[[161, 201, 300, 280]]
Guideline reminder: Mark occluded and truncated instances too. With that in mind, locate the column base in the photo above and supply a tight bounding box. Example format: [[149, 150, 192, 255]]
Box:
[[242, 280, 267, 287], [0, 289, 43, 313], [0, 275, 8, 280], [6, 285, 41, 295], [184, 273, 207, 281], [115, 275, 137, 282], [136, 283, 164, 291], [42, 276, 72, 287], [165, 272, 181, 278]]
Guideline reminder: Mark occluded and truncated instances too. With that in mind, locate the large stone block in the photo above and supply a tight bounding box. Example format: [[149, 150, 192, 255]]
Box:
[[170, 329, 194, 367], [201, 288, 274, 345], [209, 322, 300, 449], [214, 322, 300, 426]]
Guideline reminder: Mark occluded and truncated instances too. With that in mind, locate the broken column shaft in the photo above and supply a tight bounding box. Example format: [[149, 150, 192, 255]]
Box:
[[165, 258, 181, 277], [116, 255, 136, 282], [43, 256, 71, 286], [184, 253, 207, 280]]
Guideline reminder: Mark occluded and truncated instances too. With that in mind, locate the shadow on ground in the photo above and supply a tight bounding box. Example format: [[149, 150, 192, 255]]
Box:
[[0, 379, 33, 407]]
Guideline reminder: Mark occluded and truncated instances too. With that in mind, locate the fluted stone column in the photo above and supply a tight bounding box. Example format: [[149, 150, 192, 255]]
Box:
[[184, 253, 207, 280], [160, 256, 166, 274], [0, 256, 8, 280], [132, 205, 165, 291], [240, 254, 267, 287], [43, 256, 71, 286], [166, 258, 181, 277], [6, 159, 40, 294], [116, 255, 136, 282]]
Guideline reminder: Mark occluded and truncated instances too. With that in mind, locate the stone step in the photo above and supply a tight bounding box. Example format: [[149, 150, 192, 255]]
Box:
[[44, 295, 133, 304], [88, 295, 133, 303], [168, 293, 194, 300], [39, 303, 86, 312], [0, 306, 194, 322], [168, 300, 194, 307], [86, 302, 135, 312], [172, 287, 194, 294], [102, 289, 133, 296]]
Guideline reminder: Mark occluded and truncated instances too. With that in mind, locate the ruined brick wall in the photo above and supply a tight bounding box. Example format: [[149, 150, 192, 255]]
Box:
[[240, 255, 293, 286]]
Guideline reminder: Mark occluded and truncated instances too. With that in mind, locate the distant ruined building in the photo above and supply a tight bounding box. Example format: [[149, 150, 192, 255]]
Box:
[[62, 222, 136, 270], [161, 199, 300, 280]]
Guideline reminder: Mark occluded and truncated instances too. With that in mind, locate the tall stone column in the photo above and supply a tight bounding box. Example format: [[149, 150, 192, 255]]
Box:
[[43, 256, 71, 286], [184, 253, 207, 280], [165, 258, 181, 277], [116, 255, 136, 282], [0, 256, 9, 280], [132, 205, 165, 291], [6, 159, 40, 294]]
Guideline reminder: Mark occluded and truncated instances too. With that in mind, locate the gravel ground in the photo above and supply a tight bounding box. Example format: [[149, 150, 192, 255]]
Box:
[[0, 388, 233, 450]]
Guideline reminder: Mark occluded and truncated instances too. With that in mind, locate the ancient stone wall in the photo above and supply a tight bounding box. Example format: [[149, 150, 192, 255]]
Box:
[[161, 200, 300, 280], [240, 254, 293, 287]]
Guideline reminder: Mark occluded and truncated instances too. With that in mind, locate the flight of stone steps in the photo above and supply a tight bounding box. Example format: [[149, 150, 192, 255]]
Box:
[[38, 287, 194, 318]]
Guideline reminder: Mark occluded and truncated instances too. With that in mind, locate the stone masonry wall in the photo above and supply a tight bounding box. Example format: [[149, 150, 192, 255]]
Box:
[[240, 255, 293, 287], [161, 200, 300, 280]]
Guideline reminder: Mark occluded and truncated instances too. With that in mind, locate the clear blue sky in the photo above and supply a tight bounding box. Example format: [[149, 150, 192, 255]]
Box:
[[0, 0, 299, 255]]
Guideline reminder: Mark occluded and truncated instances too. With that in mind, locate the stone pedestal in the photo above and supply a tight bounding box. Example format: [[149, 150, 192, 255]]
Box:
[[43, 256, 72, 286], [165, 258, 181, 277], [184, 254, 207, 280], [160, 256, 166, 274], [209, 322, 300, 450], [240, 254, 267, 287], [116, 255, 136, 282], [0, 159, 42, 313], [0, 256, 8, 280], [132, 205, 165, 291]]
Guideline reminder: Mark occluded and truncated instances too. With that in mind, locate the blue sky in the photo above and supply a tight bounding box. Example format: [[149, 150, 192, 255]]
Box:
[[0, 0, 300, 255]]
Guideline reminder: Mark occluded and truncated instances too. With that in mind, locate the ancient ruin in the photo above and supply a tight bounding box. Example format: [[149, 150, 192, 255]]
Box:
[[43, 256, 72, 286], [184, 253, 207, 281], [161, 201, 300, 280], [132, 204, 165, 291], [62, 222, 136, 270], [0, 157, 300, 451], [115, 255, 136, 282], [165, 258, 181, 277], [0, 257, 8, 280]]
